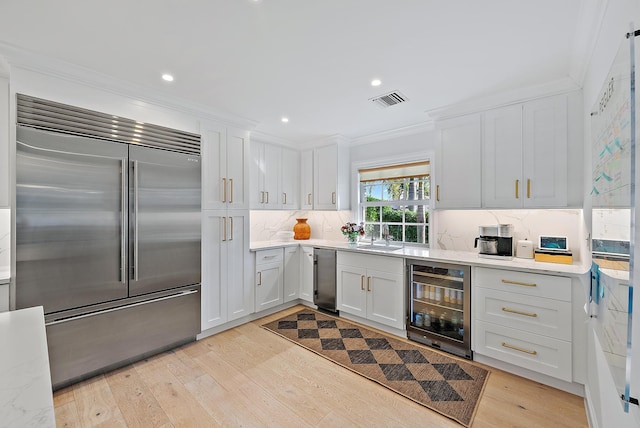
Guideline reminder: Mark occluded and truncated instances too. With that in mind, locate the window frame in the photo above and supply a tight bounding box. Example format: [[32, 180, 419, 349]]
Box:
[[351, 151, 434, 248]]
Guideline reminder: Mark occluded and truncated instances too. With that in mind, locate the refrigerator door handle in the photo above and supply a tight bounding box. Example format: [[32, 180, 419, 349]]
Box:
[[313, 255, 318, 296], [133, 159, 139, 281], [120, 158, 127, 284], [45, 289, 200, 326]]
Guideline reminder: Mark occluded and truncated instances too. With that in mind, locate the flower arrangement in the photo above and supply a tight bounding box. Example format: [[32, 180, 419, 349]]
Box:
[[341, 222, 365, 244]]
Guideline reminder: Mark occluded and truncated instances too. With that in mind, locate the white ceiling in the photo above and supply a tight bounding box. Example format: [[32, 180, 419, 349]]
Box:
[[0, 0, 589, 143]]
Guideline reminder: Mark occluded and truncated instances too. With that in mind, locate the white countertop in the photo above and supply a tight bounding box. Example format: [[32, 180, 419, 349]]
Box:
[[0, 306, 55, 427], [251, 239, 591, 276]]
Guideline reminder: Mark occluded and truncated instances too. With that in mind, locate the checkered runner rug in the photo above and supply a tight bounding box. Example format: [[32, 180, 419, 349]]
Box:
[[262, 309, 489, 427]]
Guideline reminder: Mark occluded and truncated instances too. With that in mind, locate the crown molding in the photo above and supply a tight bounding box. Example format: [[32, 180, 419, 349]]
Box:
[[349, 121, 436, 147], [250, 130, 299, 149], [0, 42, 259, 131]]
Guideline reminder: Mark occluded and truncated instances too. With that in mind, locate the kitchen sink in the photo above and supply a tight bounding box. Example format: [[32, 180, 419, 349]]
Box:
[[356, 244, 404, 253]]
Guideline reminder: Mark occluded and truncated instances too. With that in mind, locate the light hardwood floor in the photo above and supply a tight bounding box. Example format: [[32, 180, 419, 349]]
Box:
[[54, 306, 588, 427]]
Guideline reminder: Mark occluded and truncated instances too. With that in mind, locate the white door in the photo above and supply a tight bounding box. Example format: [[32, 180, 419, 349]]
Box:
[[226, 127, 250, 210], [249, 140, 264, 209], [366, 269, 405, 329], [201, 211, 228, 330], [281, 148, 299, 209], [283, 246, 300, 303], [522, 95, 568, 207], [226, 211, 253, 321], [300, 246, 314, 303], [337, 265, 367, 317], [201, 125, 227, 210], [300, 149, 314, 209], [435, 114, 482, 208], [255, 261, 283, 312], [263, 144, 281, 209], [483, 105, 523, 208], [314, 144, 338, 209]]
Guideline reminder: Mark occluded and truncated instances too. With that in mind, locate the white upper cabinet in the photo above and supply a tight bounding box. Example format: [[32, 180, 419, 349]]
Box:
[[250, 141, 280, 209], [0, 77, 8, 208], [522, 95, 568, 207], [435, 113, 482, 208], [202, 123, 250, 210], [300, 149, 313, 210], [483, 105, 523, 207], [312, 142, 350, 210], [482, 94, 568, 208], [280, 147, 299, 209]]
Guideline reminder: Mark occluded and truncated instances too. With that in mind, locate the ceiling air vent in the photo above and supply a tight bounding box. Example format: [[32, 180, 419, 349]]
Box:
[[369, 91, 408, 108]]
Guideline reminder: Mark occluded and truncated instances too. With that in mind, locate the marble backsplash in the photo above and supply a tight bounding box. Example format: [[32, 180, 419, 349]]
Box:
[[433, 209, 587, 262], [0, 209, 9, 271], [250, 208, 587, 261]]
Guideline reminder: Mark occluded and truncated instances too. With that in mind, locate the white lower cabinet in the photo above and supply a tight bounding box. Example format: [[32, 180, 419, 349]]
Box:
[[472, 266, 573, 382], [337, 252, 404, 330], [201, 210, 252, 331], [255, 249, 284, 312], [284, 246, 300, 302], [300, 246, 314, 303]]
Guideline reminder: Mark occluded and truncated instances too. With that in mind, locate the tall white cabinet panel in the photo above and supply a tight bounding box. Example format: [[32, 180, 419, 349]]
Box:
[[482, 105, 523, 208], [522, 95, 568, 207], [300, 246, 314, 303], [435, 114, 482, 208], [283, 246, 300, 302], [226, 211, 253, 321], [250, 141, 280, 209], [366, 269, 405, 329], [201, 210, 252, 330], [312, 141, 350, 210], [0, 77, 8, 207], [300, 149, 313, 210], [202, 123, 250, 210], [337, 265, 367, 317], [281, 148, 299, 209]]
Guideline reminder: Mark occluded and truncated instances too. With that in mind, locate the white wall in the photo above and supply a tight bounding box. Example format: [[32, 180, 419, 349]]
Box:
[[581, 0, 640, 426]]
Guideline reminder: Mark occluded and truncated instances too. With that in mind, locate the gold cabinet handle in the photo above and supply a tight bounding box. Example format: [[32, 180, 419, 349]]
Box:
[[222, 178, 227, 202], [307, 193, 312, 205], [436, 185, 440, 202], [283, 192, 287, 205], [367, 277, 371, 292], [515, 179, 519, 199], [502, 342, 537, 355], [331, 191, 336, 205], [230, 217, 234, 241], [222, 216, 227, 242], [257, 271, 262, 286], [361, 275, 365, 291], [501, 279, 537, 287], [527, 179, 531, 198], [502, 307, 537, 318], [266, 191, 269, 204], [260, 191, 264, 204], [229, 178, 233, 203]]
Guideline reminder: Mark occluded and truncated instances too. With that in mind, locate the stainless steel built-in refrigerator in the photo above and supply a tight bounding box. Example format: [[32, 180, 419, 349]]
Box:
[[15, 95, 202, 389], [313, 248, 337, 312]]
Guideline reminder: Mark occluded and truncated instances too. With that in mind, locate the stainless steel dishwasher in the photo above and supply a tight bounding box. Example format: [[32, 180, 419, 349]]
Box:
[[313, 248, 337, 313]]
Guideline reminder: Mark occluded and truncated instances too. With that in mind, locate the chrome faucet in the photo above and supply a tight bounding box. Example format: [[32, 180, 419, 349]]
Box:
[[382, 223, 390, 246]]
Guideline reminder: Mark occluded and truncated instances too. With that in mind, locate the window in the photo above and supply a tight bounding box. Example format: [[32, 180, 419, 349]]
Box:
[[359, 161, 430, 245]]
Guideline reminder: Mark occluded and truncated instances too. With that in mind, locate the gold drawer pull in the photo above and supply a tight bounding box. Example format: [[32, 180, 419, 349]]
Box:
[[502, 307, 537, 318], [502, 342, 537, 355], [515, 179, 519, 199], [501, 279, 537, 287]]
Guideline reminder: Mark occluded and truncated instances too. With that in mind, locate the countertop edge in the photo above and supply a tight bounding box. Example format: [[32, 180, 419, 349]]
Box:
[[250, 240, 591, 277]]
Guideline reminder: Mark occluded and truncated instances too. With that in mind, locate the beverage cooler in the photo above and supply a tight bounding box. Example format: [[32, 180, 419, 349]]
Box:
[[406, 259, 472, 359]]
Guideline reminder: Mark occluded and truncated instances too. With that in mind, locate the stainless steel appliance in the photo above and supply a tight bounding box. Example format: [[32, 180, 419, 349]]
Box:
[[313, 248, 337, 313], [406, 259, 471, 359], [474, 224, 514, 259], [15, 95, 202, 389]]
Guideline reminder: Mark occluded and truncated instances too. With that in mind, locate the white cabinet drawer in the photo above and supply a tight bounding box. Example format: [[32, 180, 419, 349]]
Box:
[[473, 267, 571, 301], [474, 287, 572, 341], [474, 320, 572, 382], [255, 248, 284, 265]]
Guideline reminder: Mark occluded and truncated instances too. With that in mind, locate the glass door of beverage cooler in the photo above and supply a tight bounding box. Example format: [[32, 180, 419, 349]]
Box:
[[406, 260, 471, 359]]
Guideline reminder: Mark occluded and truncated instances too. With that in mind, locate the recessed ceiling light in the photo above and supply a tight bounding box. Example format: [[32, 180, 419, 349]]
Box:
[[371, 79, 382, 87], [162, 74, 174, 82], [281, 117, 289, 123]]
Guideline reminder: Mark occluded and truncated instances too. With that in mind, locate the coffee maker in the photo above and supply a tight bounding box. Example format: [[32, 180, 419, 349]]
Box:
[[474, 224, 514, 259]]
